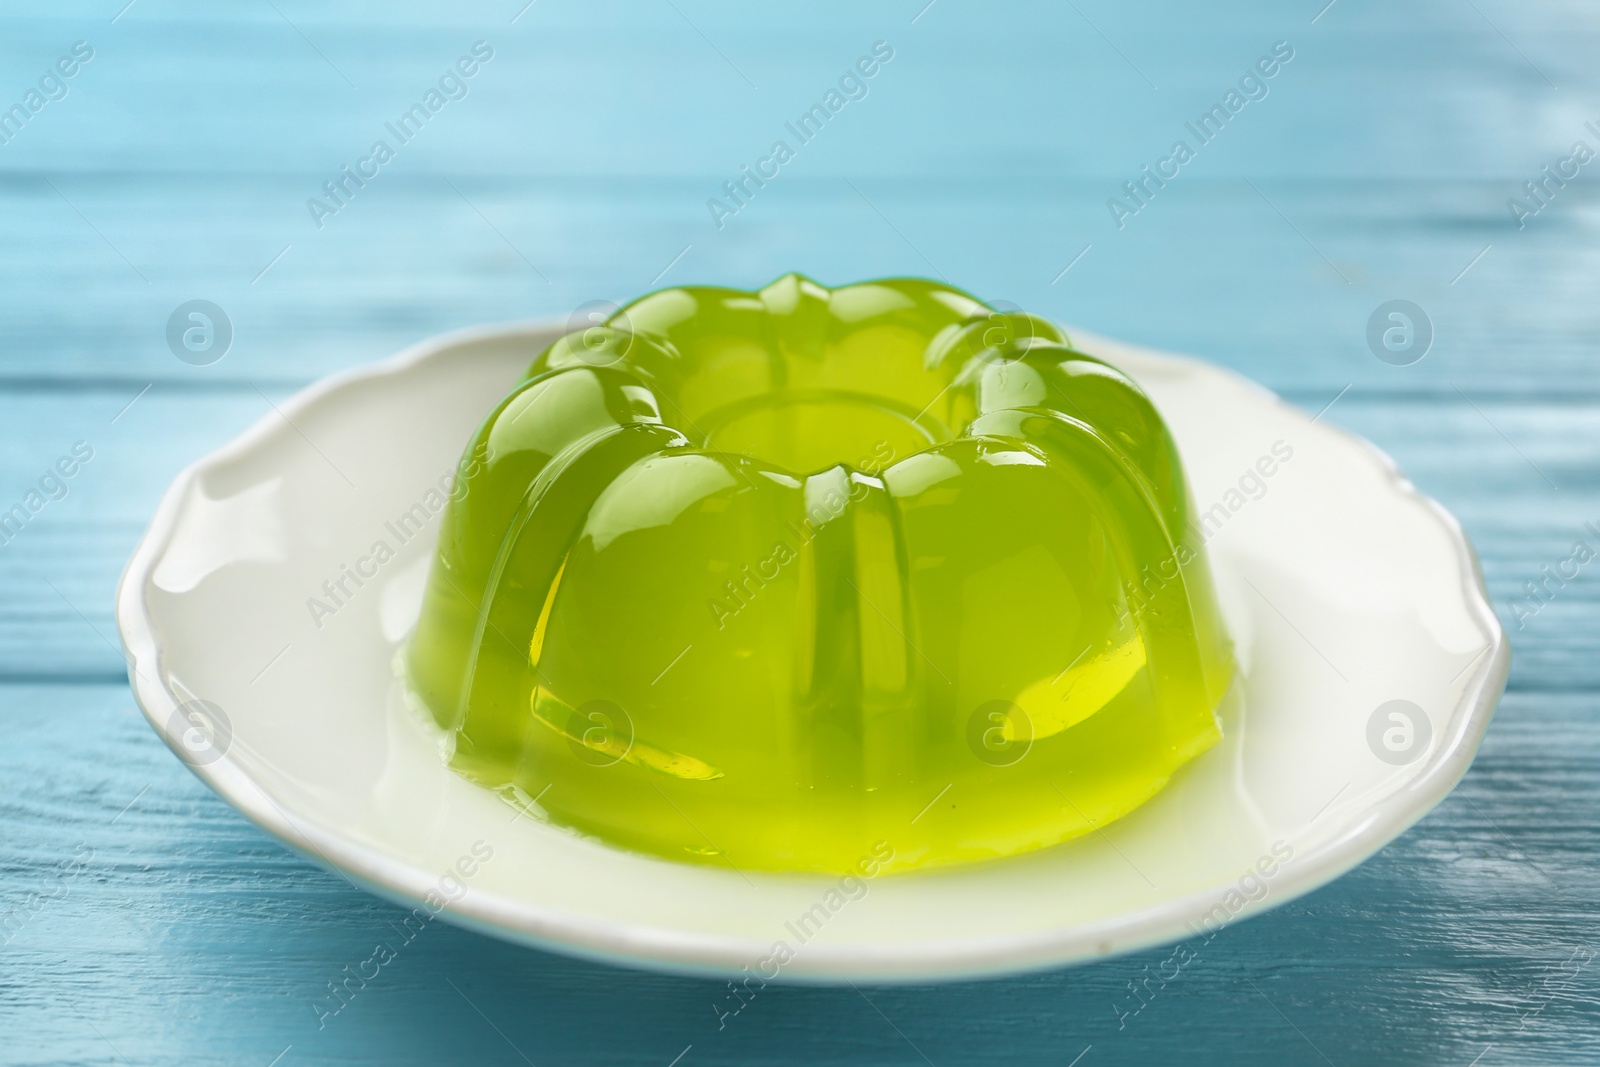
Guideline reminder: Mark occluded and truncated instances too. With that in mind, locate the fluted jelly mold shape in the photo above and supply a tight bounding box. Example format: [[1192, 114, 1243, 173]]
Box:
[[404, 274, 1234, 874]]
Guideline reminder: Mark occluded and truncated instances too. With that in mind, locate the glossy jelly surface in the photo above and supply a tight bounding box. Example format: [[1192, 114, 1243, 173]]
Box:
[[404, 274, 1233, 874]]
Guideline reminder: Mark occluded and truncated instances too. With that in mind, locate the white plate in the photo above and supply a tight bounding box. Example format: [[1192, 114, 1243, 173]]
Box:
[[116, 321, 1508, 984]]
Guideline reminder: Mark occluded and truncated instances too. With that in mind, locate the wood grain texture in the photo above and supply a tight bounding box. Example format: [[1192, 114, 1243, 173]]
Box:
[[3, 1, 1598, 1064]]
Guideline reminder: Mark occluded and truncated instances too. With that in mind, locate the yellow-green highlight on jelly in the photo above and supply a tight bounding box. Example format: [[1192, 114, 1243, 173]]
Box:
[[404, 273, 1234, 875]]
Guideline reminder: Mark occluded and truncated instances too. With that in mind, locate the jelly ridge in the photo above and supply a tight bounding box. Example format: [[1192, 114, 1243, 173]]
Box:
[[405, 274, 1234, 874]]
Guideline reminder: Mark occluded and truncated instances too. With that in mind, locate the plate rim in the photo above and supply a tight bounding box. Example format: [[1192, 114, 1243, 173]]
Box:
[[115, 319, 1511, 984]]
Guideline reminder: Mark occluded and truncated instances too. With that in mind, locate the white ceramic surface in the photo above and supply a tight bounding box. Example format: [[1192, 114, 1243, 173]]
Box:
[[116, 321, 1508, 984]]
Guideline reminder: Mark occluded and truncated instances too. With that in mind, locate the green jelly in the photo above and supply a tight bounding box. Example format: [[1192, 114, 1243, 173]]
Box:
[[404, 274, 1233, 874]]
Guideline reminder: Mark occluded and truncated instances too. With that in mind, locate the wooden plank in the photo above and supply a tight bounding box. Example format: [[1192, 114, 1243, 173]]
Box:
[[0, 389, 1591, 682], [0, 683, 1594, 1064], [1, 176, 1595, 396]]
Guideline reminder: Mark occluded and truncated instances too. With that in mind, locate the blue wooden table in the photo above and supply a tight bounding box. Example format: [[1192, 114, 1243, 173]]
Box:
[[3, 1, 1598, 1063]]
